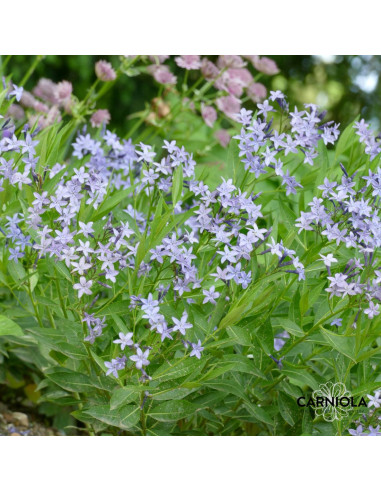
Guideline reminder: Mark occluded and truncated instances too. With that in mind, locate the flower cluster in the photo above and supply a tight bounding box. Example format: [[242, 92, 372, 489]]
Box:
[[6, 77, 72, 129], [5, 56, 279, 151], [5, 70, 110, 130], [354, 119, 381, 161], [348, 388, 381, 436], [142, 55, 279, 147], [145, 55, 278, 106], [234, 92, 340, 194], [1, 103, 306, 381], [295, 161, 381, 322]]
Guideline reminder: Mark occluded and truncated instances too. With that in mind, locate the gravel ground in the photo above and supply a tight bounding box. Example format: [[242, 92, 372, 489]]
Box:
[[0, 402, 62, 436]]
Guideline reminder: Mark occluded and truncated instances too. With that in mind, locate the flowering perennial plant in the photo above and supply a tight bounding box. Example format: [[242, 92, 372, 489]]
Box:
[[2, 119, 305, 382], [0, 78, 380, 436]]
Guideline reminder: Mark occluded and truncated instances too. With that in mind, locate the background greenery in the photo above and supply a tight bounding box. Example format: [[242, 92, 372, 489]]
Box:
[[4, 55, 381, 132]]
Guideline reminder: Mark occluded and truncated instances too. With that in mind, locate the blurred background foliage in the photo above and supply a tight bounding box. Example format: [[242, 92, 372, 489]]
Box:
[[4, 55, 381, 132], [272, 55, 381, 130]]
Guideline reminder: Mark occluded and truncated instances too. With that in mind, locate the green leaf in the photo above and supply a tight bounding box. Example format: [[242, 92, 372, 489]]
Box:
[[334, 118, 359, 161], [28, 269, 38, 292], [91, 185, 134, 222], [89, 349, 108, 372], [272, 317, 305, 337], [282, 363, 319, 390], [84, 404, 140, 430], [96, 301, 128, 316], [356, 346, 381, 363], [221, 354, 266, 379], [219, 304, 249, 331], [302, 407, 313, 435], [110, 386, 140, 410], [171, 165, 183, 205], [299, 291, 309, 316], [149, 400, 196, 422], [56, 342, 88, 360], [191, 391, 227, 409], [54, 262, 72, 283], [49, 350, 69, 365], [203, 380, 248, 402], [278, 392, 298, 426], [351, 381, 381, 397], [45, 368, 94, 392], [316, 138, 330, 185], [71, 410, 108, 433], [226, 325, 252, 346], [254, 319, 273, 355], [35, 123, 60, 174], [321, 328, 357, 362], [208, 286, 228, 332], [152, 358, 202, 382], [226, 138, 243, 184], [200, 362, 236, 381], [35, 296, 60, 309], [134, 208, 194, 266], [152, 387, 196, 401], [244, 403, 273, 426], [0, 316, 24, 337], [45, 367, 114, 393], [7, 261, 26, 285], [278, 202, 297, 230], [45, 160, 70, 192]]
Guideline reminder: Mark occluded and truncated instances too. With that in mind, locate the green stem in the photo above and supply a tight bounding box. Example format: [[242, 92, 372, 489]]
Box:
[[140, 393, 147, 436], [47, 307, 56, 330], [20, 55, 44, 86], [55, 276, 68, 319], [27, 280, 43, 328]]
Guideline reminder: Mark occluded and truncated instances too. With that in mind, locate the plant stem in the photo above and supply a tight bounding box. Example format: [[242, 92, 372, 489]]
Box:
[[20, 55, 44, 86], [55, 277, 68, 319]]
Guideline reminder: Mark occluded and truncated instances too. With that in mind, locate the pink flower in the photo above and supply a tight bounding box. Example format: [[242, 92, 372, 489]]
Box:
[[55, 81, 72, 104], [215, 129, 231, 147], [33, 78, 58, 104], [243, 55, 260, 65], [90, 109, 111, 128], [216, 95, 241, 119], [246, 82, 267, 103], [95, 60, 117, 81], [175, 55, 201, 70], [201, 105, 217, 128], [148, 55, 169, 64], [44, 106, 62, 126], [252, 56, 279, 75], [20, 90, 37, 109], [227, 68, 253, 87], [147, 65, 177, 85], [201, 58, 219, 81], [224, 68, 253, 96], [217, 55, 246, 69], [29, 105, 61, 129], [33, 101, 50, 113], [7, 104, 25, 120]]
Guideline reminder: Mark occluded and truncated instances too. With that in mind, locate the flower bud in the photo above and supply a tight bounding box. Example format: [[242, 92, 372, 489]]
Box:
[[95, 60, 117, 81], [90, 109, 111, 128]]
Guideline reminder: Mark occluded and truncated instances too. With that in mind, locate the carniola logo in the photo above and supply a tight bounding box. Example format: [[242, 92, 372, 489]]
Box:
[[297, 382, 367, 421]]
